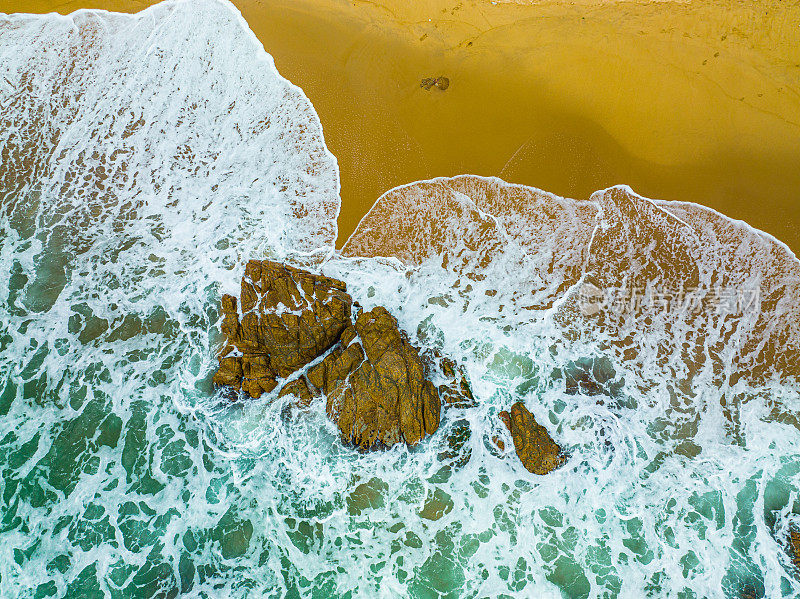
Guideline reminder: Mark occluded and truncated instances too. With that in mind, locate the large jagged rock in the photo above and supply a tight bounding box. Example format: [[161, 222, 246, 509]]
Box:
[[308, 307, 441, 449], [499, 402, 565, 475], [213, 260, 444, 449], [213, 260, 352, 398]]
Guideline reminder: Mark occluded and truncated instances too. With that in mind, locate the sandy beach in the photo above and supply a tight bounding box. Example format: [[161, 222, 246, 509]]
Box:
[[6, 0, 800, 252]]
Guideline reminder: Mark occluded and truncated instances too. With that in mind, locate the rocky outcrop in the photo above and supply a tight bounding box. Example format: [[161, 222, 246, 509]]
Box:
[[499, 402, 565, 475], [213, 260, 444, 449], [214, 260, 563, 472], [213, 260, 352, 398], [309, 307, 441, 449]]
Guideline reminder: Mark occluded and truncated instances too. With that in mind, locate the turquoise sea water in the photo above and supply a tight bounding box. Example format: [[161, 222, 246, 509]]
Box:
[[2, 1, 800, 597]]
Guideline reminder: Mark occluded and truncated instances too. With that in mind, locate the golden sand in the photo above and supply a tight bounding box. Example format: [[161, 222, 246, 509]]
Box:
[[5, 0, 800, 252]]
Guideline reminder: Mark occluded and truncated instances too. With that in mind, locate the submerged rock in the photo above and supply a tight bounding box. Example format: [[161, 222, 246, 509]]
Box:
[[561, 356, 623, 398], [436, 354, 476, 408], [499, 402, 565, 475], [213, 260, 442, 449]]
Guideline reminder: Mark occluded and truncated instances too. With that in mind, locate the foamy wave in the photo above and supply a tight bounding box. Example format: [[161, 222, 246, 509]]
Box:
[[332, 175, 800, 597], [0, 0, 339, 596], [343, 175, 800, 386], [0, 0, 340, 263]]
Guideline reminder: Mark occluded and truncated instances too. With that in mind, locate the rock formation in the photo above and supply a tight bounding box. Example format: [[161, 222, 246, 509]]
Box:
[[213, 260, 352, 398], [213, 260, 444, 449], [214, 260, 564, 472], [499, 402, 565, 475]]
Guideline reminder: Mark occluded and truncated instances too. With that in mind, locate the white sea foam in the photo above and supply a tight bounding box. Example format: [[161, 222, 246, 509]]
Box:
[[0, 0, 341, 596], [2, 1, 800, 598]]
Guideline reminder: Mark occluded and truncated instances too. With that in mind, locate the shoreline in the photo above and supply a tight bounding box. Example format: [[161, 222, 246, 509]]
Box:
[[4, 0, 800, 253]]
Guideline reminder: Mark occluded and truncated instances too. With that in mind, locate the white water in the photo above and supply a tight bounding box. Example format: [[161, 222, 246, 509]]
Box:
[[2, 2, 800, 598]]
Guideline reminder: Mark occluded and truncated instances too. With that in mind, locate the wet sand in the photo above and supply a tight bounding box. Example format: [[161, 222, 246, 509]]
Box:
[[5, 0, 800, 252]]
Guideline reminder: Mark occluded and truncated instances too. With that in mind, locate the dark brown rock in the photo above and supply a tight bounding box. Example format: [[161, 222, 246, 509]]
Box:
[[420, 76, 449, 91], [214, 261, 442, 449], [499, 402, 565, 475], [320, 307, 441, 449], [213, 260, 352, 398], [420, 77, 437, 90]]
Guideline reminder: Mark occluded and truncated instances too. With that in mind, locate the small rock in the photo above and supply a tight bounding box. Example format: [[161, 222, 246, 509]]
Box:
[[491, 435, 505, 452], [499, 402, 565, 475], [420, 77, 437, 90], [420, 76, 450, 91]]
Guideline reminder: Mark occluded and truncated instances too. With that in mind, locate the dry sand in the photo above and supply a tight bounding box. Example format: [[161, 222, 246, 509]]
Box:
[[5, 0, 800, 252]]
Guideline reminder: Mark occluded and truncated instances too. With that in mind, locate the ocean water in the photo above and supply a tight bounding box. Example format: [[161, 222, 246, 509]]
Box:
[[2, 1, 800, 598]]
